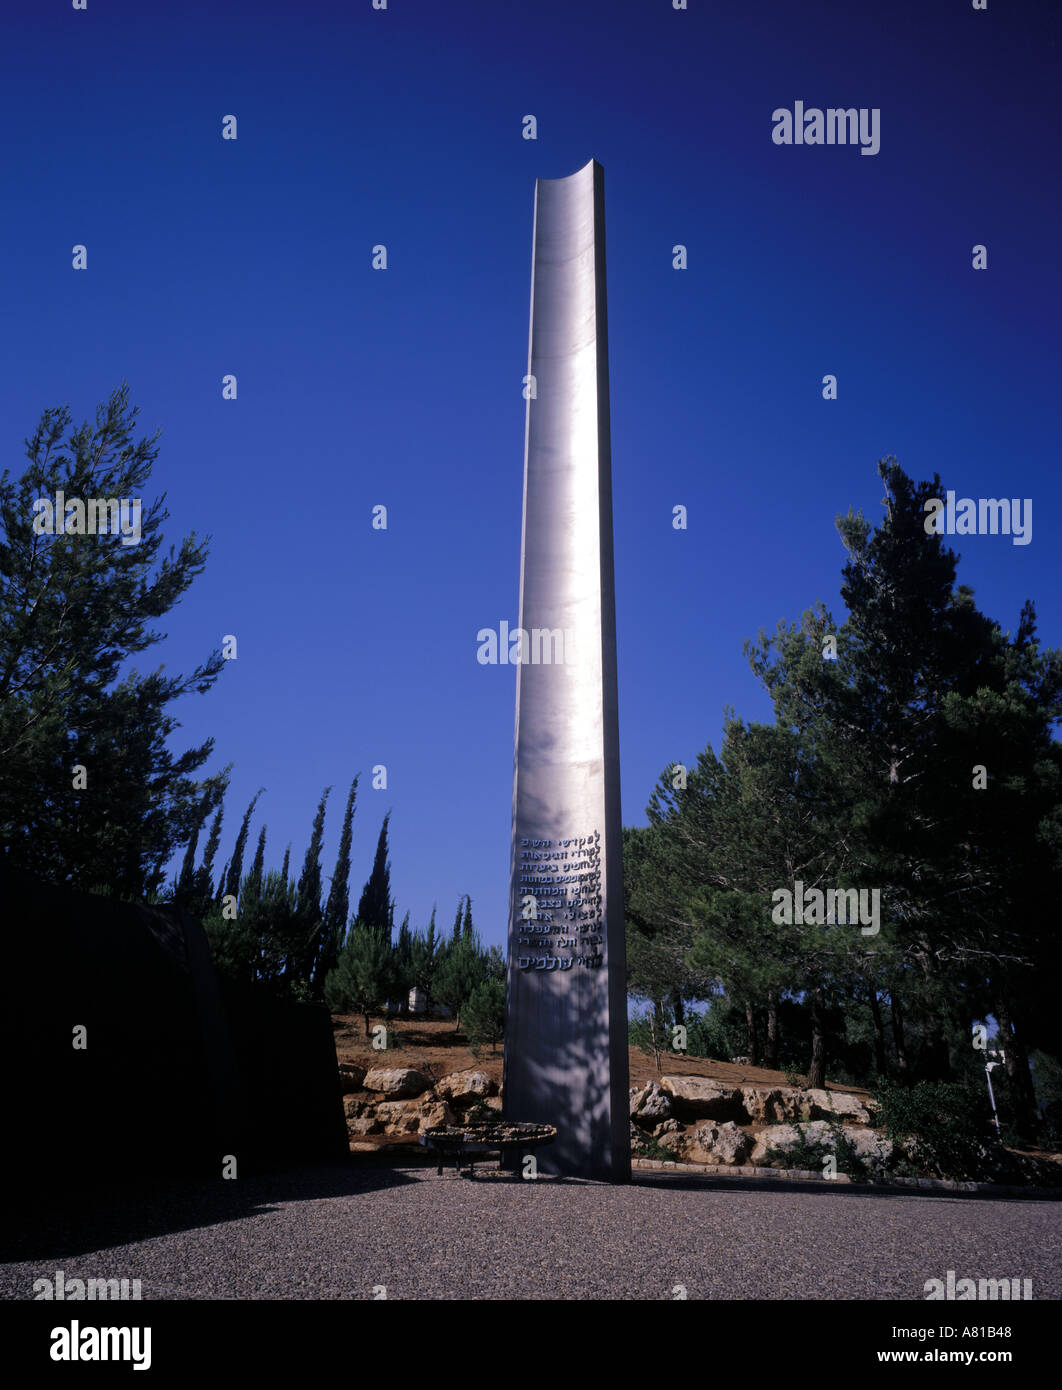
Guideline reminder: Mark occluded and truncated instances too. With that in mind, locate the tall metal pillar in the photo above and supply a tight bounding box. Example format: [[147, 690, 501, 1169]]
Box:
[[502, 159, 629, 1182]]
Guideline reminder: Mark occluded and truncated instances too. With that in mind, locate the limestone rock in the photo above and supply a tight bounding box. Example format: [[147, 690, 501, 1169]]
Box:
[[751, 1120, 836, 1165], [363, 1067, 432, 1099], [741, 1084, 875, 1125], [687, 1121, 754, 1166], [343, 1096, 366, 1119], [805, 1089, 874, 1125], [630, 1080, 673, 1127], [740, 1086, 809, 1123], [375, 1099, 455, 1135], [347, 1115, 381, 1136], [843, 1126, 893, 1172], [338, 1063, 367, 1093], [661, 1076, 743, 1120], [435, 1070, 497, 1106]]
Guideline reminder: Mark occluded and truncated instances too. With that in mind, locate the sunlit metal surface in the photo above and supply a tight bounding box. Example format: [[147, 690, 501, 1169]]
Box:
[[503, 159, 629, 1182]]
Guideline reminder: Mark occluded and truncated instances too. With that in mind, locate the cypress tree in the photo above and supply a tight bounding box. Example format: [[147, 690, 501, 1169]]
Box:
[[316, 775, 359, 985], [294, 786, 331, 983], [224, 788, 265, 904], [175, 795, 211, 907], [196, 806, 224, 907], [246, 824, 267, 905], [356, 811, 393, 940]]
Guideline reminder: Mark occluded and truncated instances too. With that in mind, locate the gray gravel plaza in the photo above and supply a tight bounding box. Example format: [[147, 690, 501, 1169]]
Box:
[[3, 1161, 1060, 1302]]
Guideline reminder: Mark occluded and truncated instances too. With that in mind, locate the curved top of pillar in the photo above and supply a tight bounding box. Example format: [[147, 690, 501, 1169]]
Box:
[[535, 157, 600, 187], [532, 159, 604, 267]]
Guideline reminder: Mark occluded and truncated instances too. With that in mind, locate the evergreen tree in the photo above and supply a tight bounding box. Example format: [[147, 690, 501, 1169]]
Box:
[[246, 824, 267, 906], [316, 775, 359, 987], [395, 910, 413, 994], [748, 458, 1061, 1087], [409, 922, 438, 998], [356, 812, 393, 939], [223, 788, 265, 905], [433, 929, 488, 1031], [323, 921, 399, 1036], [0, 384, 229, 898], [463, 978, 506, 1055], [195, 806, 225, 909], [293, 785, 331, 982], [175, 794, 212, 909]]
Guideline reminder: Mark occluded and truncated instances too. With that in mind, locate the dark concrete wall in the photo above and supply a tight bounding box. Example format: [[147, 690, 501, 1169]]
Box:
[[1, 867, 347, 1190]]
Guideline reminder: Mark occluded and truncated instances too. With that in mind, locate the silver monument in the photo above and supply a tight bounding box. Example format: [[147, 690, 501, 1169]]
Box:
[[502, 159, 630, 1182]]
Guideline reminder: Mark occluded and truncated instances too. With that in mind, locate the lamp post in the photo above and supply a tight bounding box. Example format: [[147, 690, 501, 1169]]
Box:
[[985, 1048, 1005, 1138]]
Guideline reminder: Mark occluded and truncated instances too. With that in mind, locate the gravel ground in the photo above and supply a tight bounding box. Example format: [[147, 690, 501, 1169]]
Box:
[[3, 1162, 1060, 1301]]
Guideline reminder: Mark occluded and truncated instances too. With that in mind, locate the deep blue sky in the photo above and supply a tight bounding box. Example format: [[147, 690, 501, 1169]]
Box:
[[3, 0, 1059, 948]]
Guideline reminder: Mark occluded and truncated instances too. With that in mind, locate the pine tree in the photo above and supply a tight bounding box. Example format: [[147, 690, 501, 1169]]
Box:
[[324, 921, 399, 1037], [433, 928, 487, 1031], [463, 978, 505, 1056], [0, 384, 229, 898], [394, 911, 413, 1007]]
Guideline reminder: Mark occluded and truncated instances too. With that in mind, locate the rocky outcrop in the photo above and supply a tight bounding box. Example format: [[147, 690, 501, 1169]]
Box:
[[338, 1063, 367, 1093], [660, 1077, 743, 1120], [751, 1121, 836, 1164], [374, 1099, 456, 1135], [805, 1089, 874, 1125], [435, 1071, 497, 1106], [347, 1115, 381, 1136], [739, 1085, 873, 1125], [686, 1121, 754, 1166], [629, 1081, 673, 1127], [841, 1127, 893, 1172], [362, 1068, 433, 1099]]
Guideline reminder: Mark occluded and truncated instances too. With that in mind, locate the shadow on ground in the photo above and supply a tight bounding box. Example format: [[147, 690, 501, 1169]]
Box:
[[633, 1170, 1060, 1203], [3, 1159, 416, 1263]]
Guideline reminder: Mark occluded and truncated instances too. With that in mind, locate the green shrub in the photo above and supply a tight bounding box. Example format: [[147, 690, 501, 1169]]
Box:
[[762, 1122, 869, 1180], [464, 978, 505, 1056], [871, 1079, 995, 1180], [631, 1128, 681, 1162]]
